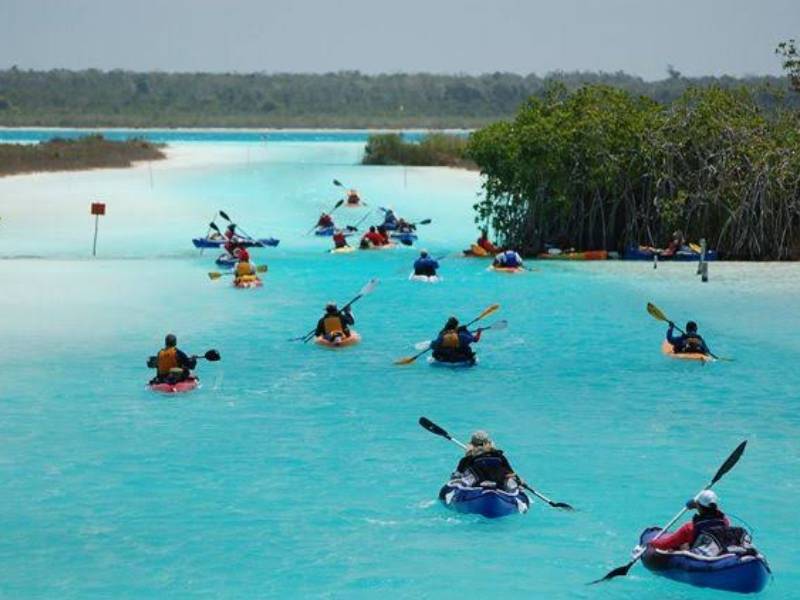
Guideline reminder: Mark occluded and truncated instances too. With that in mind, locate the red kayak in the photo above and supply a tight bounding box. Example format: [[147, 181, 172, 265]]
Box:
[[148, 377, 199, 394]]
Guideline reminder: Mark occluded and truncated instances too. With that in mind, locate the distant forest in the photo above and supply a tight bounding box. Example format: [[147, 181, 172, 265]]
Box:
[[0, 68, 796, 128]]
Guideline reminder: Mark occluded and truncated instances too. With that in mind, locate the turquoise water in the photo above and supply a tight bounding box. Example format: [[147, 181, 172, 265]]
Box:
[[0, 134, 798, 598]]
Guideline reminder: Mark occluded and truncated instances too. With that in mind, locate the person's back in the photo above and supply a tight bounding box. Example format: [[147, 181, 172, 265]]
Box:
[[383, 210, 398, 227], [153, 334, 197, 383], [454, 431, 517, 491], [414, 251, 438, 276], [333, 230, 348, 248], [315, 304, 354, 340], [495, 250, 522, 268], [318, 213, 334, 228], [431, 319, 480, 363], [667, 320, 709, 355]]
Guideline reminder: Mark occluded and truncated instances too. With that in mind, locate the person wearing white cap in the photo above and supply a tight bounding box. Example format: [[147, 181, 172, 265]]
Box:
[[648, 490, 730, 551], [413, 250, 439, 277], [451, 430, 522, 492]]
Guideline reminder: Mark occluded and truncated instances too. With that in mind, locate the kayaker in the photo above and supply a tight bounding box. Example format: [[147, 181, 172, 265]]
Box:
[[494, 249, 524, 269], [224, 224, 243, 255], [663, 230, 686, 257], [317, 212, 334, 229], [234, 248, 256, 279], [150, 333, 197, 383], [361, 226, 386, 248], [315, 303, 354, 342], [332, 229, 349, 249], [377, 225, 391, 245], [452, 431, 521, 491], [430, 317, 481, 364], [346, 189, 361, 205], [396, 217, 415, 233], [647, 490, 730, 551], [667, 321, 711, 355], [413, 250, 439, 276], [382, 208, 398, 229], [477, 229, 500, 253]]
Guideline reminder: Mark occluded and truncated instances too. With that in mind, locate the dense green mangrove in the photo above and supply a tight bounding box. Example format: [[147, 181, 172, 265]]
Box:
[[362, 133, 473, 168], [467, 84, 800, 260]]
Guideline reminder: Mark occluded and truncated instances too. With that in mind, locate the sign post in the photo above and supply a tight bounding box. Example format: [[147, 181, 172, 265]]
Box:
[[90, 202, 106, 256]]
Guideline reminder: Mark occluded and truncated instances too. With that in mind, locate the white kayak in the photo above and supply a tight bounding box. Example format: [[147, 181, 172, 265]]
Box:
[[409, 273, 441, 283]]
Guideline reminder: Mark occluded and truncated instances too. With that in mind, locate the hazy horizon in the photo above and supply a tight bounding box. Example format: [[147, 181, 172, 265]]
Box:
[[1, 0, 798, 81]]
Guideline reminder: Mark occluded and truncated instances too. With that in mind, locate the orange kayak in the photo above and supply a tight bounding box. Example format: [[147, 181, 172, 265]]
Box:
[[314, 330, 362, 348], [234, 275, 263, 289], [661, 340, 712, 362], [489, 265, 525, 274]]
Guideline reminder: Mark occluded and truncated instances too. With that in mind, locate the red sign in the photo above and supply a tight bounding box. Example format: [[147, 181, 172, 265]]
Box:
[[91, 202, 106, 216]]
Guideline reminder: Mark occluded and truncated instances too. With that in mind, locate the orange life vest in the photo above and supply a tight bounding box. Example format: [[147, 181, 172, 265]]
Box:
[[324, 315, 345, 336], [235, 261, 254, 277], [441, 329, 460, 348], [157, 347, 178, 376]]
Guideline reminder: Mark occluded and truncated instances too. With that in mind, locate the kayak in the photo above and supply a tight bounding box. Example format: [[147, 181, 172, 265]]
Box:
[[409, 273, 441, 283], [463, 243, 493, 258], [314, 226, 355, 237], [537, 250, 608, 260], [329, 245, 356, 254], [439, 481, 530, 518], [215, 253, 237, 267], [390, 231, 417, 245], [428, 356, 477, 368], [639, 527, 770, 594], [192, 237, 279, 248], [234, 275, 263, 289], [148, 377, 199, 394], [624, 245, 719, 261], [314, 331, 361, 348], [489, 265, 525, 274], [661, 340, 713, 362], [359, 242, 396, 251]]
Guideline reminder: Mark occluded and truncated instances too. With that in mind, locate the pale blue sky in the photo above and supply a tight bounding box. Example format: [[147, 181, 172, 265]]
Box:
[[0, 0, 797, 79]]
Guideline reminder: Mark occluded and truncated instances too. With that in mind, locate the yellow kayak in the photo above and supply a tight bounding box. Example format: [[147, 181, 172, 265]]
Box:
[[661, 340, 713, 362]]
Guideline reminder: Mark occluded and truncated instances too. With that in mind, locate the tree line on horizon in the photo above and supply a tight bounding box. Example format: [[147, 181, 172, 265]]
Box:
[[0, 67, 796, 128]]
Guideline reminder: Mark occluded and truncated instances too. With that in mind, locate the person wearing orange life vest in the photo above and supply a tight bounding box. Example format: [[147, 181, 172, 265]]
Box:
[[314, 303, 355, 342], [150, 333, 197, 384], [430, 316, 481, 364], [477, 229, 500, 254], [233, 247, 257, 283]]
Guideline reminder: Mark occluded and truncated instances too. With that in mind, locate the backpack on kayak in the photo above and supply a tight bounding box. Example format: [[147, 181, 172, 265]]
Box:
[[692, 526, 756, 557]]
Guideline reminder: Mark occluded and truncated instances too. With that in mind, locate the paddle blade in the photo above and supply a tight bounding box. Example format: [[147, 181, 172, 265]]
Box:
[[591, 561, 634, 584], [394, 356, 417, 365], [204, 349, 221, 361], [646, 302, 669, 323], [334, 199, 344, 209], [256, 265, 269, 273], [208, 272, 223, 280], [711, 441, 747, 485], [414, 340, 432, 351], [333, 179, 344, 187], [489, 319, 508, 331], [360, 278, 380, 296], [476, 303, 501, 322], [209, 222, 221, 232], [551, 501, 574, 511], [419, 417, 451, 440], [418, 219, 432, 225], [219, 210, 231, 221]]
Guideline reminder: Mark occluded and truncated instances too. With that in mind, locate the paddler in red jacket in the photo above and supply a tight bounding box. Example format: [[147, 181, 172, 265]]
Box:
[[648, 490, 730, 551]]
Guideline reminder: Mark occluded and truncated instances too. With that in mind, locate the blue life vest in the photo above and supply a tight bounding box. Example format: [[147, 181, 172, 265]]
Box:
[[501, 251, 520, 267]]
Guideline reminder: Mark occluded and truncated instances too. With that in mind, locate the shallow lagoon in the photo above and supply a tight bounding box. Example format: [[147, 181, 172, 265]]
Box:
[[0, 133, 798, 598]]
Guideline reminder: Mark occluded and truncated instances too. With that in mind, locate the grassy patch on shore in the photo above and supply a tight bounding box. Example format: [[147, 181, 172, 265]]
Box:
[[0, 135, 165, 177], [362, 133, 475, 168]]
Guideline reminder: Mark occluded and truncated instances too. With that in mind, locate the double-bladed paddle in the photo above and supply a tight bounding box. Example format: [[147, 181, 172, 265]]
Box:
[[646, 302, 731, 361], [418, 417, 574, 510], [287, 278, 380, 342], [413, 319, 508, 350], [394, 304, 500, 365], [591, 440, 748, 584], [147, 349, 221, 368], [208, 265, 268, 280]]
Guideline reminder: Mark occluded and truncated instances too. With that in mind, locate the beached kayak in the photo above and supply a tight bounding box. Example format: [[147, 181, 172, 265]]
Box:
[[661, 340, 713, 362], [489, 265, 525, 274], [234, 275, 263, 289], [329, 245, 356, 254], [624, 245, 718, 261], [639, 527, 770, 594], [537, 250, 608, 260], [428, 356, 477, 368], [439, 481, 530, 518], [148, 377, 199, 394], [192, 237, 279, 248], [409, 273, 441, 283], [314, 331, 361, 348]]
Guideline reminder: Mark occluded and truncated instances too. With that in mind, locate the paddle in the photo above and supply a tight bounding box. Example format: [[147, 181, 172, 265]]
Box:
[[147, 349, 221, 368], [413, 319, 507, 350], [418, 417, 574, 510], [286, 278, 380, 342], [217, 210, 264, 246], [591, 440, 747, 584], [208, 265, 268, 280], [307, 199, 345, 235], [346, 210, 374, 232], [394, 304, 499, 365], [646, 302, 730, 361]]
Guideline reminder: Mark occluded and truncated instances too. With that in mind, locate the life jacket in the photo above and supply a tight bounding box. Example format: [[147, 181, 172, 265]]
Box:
[[235, 261, 254, 277], [414, 258, 436, 276], [682, 334, 705, 353], [323, 314, 345, 336], [501, 251, 520, 267], [318, 215, 333, 227], [441, 329, 460, 349], [333, 233, 347, 248], [466, 450, 512, 486], [157, 347, 178, 376], [691, 512, 728, 544]]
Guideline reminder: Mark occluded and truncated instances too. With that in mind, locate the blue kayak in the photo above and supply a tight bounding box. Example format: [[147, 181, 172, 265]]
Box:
[[391, 231, 417, 245], [314, 226, 355, 237], [623, 245, 718, 261], [215, 254, 237, 267], [640, 527, 770, 594], [428, 356, 477, 368], [439, 481, 530, 518], [192, 237, 279, 249]]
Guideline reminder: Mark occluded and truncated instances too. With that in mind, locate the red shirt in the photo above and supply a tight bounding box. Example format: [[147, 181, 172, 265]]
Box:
[[478, 238, 498, 253], [649, 516, 731, 551], [333, 232, 347, 248], [363, 232, 385, 246], [318, 215, 334, 228]]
